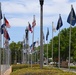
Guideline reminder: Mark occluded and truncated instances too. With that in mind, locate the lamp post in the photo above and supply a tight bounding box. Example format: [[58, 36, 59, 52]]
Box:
[[39, 0, 44, 69]]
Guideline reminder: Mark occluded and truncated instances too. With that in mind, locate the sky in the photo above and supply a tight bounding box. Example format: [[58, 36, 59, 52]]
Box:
[[0, 0, 76, 45]]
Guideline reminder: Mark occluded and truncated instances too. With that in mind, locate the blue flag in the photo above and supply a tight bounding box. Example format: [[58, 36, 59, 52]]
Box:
[[25, 28, 28, 40], [56, 15, 63, 30], [46, 28, 49, 41], [1, 24, 5, 34], [30, 41, 36, 50], [67, 6, 76, 26], [0, 5, 2, 20], [28, 22, 33, 33]]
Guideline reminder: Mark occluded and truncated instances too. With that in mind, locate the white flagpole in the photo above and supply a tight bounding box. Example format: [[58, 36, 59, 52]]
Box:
[[0, 2, 2, 74], [52, 22, 54, 66], [3, 14, 5, 66], [47, 39, 48, 65], [25, 27, 29, 64], [28, 29, 29, 67], [31, 15, 35, 67], [58, 14, 61, 68], [69, 24, 71, 71], [69, 5, 73, 71]]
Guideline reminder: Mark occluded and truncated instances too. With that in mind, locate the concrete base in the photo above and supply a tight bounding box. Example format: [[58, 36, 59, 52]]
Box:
[[1, 66, 12, 75], [4, 66, 12, 75]]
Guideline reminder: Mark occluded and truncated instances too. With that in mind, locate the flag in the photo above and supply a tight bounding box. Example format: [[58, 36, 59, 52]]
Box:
[[3, 28, 10, 40], [32, 15, 36, 28], [56, 14, 63, 30], [1, 24, 5, 34], [0, 7, 2, 20], [25, 28, 29, 40], [46, 28, 49, 41], [4, 39, 9, 46], [28, 22, 33, 33], [36, 41, 39, 46], [4, 17, 10, 28], [67, 5, 76, 26], [52, 25, 56, 32], [30, 41, 36, 50]]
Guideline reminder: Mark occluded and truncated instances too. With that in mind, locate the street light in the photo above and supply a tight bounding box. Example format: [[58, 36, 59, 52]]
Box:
[[39, 0, 44, 69], [39, 0, 44, 6]]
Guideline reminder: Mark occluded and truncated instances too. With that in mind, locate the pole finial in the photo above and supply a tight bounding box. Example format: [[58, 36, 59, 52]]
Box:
[[39, 0, 44, 6], [71, 4, 73, 9]]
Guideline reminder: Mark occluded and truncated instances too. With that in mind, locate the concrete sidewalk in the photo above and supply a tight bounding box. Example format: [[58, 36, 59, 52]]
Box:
[[1, 66, 12, 75], [60, 68, 76, 73], [3, 66, 12, 75]]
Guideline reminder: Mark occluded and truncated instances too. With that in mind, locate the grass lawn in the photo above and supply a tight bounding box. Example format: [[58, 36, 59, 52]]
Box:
[[10, 64, 76, 75]]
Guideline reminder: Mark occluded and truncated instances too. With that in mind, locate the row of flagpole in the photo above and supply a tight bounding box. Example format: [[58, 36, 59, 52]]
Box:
[[22, 15, 36, 67], [0, 2, 11, 75], [22, 4, 76, 71], [55, 5, 76, 70], [44, 4, 76, 71]]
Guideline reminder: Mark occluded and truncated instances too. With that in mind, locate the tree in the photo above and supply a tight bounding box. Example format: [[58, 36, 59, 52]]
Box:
[[9, 41, 23, 64]]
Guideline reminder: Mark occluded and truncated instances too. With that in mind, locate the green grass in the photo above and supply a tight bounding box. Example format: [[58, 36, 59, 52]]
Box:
[[10, 64, 76, 75], [70, 66, 76, 69]]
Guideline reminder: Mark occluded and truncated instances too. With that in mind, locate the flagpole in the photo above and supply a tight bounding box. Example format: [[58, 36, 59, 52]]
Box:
[[31, 28, 33, 68], [25, 27, 29, 64], [37, 38, 39, 63], [58, 14, 61, 68], [69, 24, 71, 71], [47, 39, 48, 65], [28, 31, 29, 67], [0, 2, 2, 74], [68, 5, 73, 71], [3, 14, 5, 66], [31, 22, 34, 68], [52, 22, 54, 66]]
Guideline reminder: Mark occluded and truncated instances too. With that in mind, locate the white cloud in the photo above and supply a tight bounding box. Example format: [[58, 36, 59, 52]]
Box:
[[1, 0, 76, 27]]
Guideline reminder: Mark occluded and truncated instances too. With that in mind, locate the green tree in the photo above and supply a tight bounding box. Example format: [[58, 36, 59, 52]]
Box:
[[9, 41, 22, 64]]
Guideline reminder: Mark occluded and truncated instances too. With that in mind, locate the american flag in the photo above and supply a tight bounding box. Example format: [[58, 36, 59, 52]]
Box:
[[32, 15, 36, 28], [4, 17, 11, 28]]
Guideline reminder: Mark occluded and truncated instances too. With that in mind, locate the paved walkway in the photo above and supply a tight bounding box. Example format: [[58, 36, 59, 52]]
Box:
[[60, 68, 76, 73], [1, 65, 12, 75], [3, 66, 12, 75]]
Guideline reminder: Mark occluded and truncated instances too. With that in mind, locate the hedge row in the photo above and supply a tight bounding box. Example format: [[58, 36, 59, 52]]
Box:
[[12, 64, 39, 72], [10, 64, 76, 75]]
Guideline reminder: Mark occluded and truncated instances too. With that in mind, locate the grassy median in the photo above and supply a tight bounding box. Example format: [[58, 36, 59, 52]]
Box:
[[10, 64, 76, 75]]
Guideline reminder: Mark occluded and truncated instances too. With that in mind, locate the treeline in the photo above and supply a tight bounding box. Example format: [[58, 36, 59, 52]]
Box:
[[44, 26, 76, 62], [9, 27, 76, 64]]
